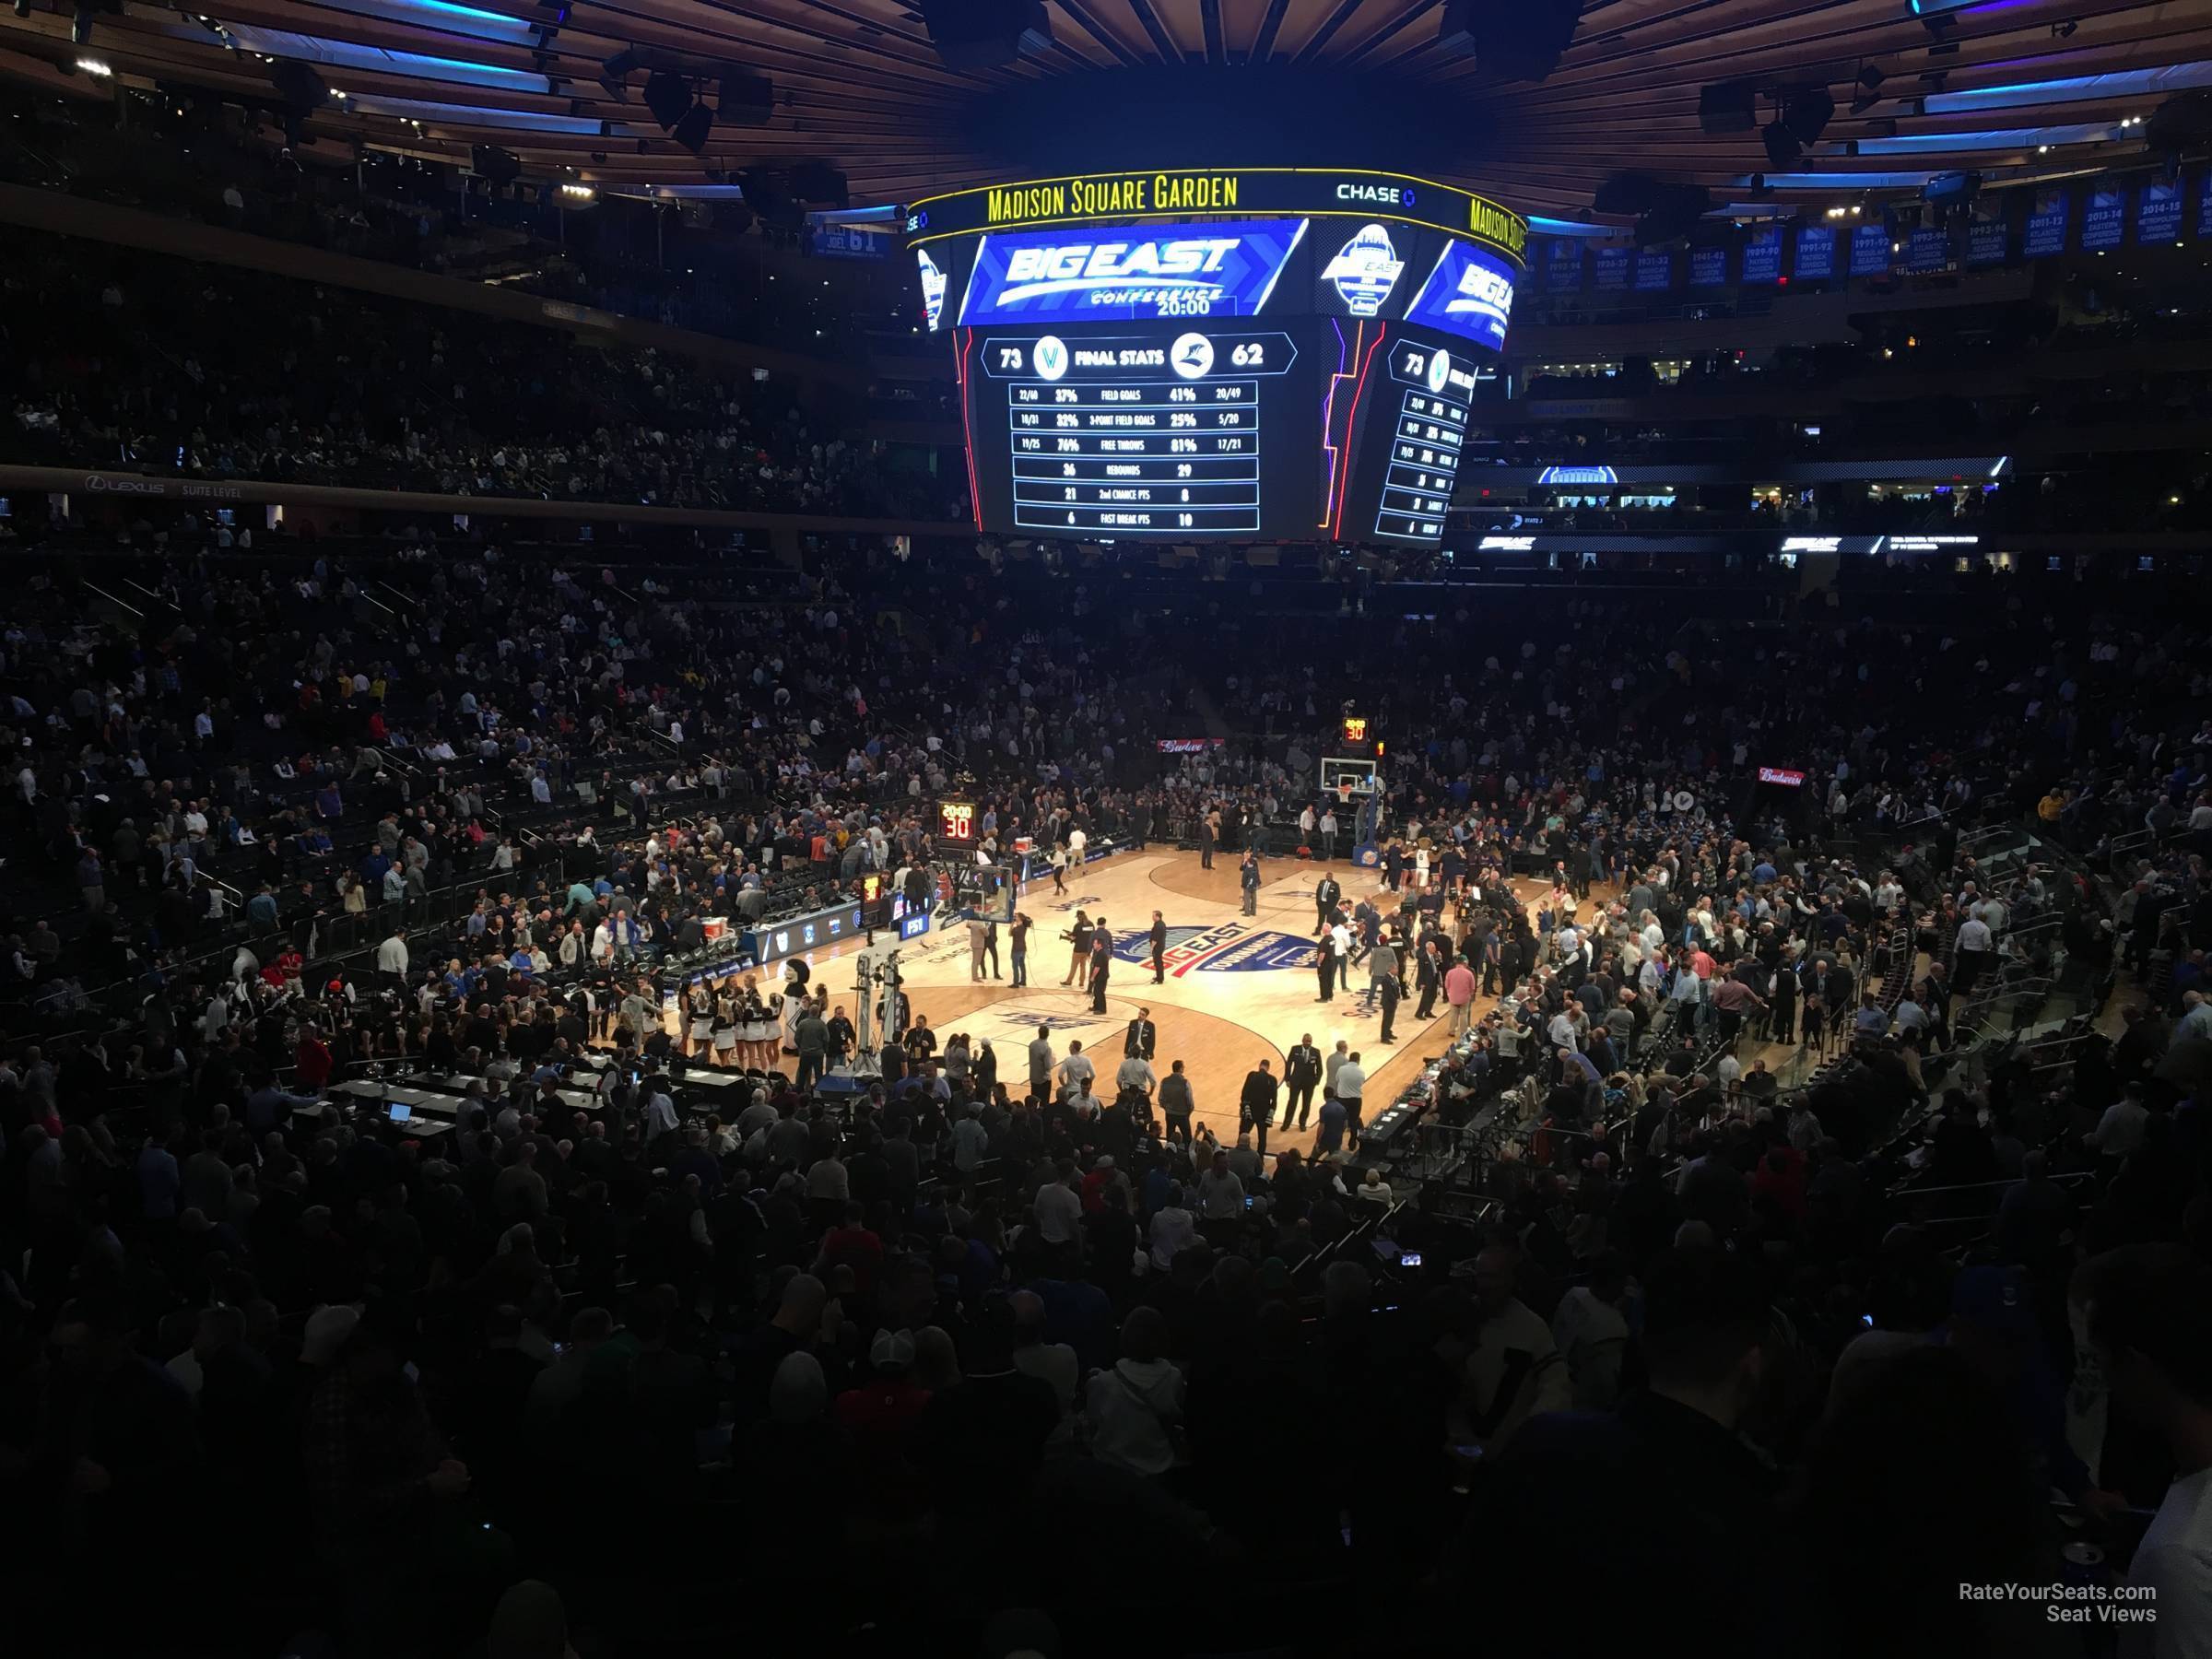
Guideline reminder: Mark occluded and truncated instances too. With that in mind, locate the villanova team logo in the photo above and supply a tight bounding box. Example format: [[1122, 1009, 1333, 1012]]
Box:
[[916, 249, 947, 330], [1323, 223, 1405, 317], [1112, 923, 1317, 976]]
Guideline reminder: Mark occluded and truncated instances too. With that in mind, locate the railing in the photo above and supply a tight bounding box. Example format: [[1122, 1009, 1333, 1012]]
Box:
[[1887, 1169, 2098, 1238]]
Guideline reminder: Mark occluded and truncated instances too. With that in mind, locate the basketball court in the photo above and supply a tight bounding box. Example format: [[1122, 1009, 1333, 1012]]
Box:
[[789, 844, 1560, 1150]]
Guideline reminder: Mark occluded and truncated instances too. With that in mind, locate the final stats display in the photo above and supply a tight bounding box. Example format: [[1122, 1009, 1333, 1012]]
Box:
[[927, 206, 1522, 545], [983, 329, 1295, 534]]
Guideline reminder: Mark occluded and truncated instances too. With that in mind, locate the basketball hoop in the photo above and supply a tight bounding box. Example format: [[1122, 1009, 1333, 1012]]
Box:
[[1335, 782, 1356, 808]]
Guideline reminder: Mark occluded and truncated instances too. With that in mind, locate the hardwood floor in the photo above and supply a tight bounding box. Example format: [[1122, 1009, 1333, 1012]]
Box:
[[785, 846, 1568, 1153]]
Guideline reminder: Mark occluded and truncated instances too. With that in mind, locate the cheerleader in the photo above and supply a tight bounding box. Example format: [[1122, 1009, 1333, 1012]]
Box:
[[739, 977, 776, 1070], [687, 982, 715, 1059], [712, 987, 740, 1066]]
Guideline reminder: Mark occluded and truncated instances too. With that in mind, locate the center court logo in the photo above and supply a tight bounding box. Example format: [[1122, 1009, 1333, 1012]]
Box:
[[1111, 923, 1317, 976], [1322, 223, 1406, 317]]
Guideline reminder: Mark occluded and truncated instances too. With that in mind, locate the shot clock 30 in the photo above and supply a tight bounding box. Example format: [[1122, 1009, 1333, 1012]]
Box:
[[938, 802, 977, 841]]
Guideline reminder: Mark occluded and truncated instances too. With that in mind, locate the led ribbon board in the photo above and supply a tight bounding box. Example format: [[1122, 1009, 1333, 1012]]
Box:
[[958, 219, 1309, 324], [907, 168, 1528, 265], [1401, 241, 1519, 352]]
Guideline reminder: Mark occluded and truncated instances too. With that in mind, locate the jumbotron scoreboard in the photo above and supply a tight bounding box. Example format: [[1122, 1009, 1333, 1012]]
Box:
[[906, 167, 1526, 545]]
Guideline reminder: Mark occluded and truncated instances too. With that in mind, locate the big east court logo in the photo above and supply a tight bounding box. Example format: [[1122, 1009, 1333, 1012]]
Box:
[[1112, 923, 1317, 976]]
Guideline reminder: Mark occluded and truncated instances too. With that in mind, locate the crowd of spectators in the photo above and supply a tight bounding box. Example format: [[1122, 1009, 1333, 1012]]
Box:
[[2, 418, 2211, 1657], [1, 88, 907, 360], [2, 229, 957, 520]]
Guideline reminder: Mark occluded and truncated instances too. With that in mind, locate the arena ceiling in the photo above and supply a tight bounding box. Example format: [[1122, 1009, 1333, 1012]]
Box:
[[3, 0, 2209, 221]]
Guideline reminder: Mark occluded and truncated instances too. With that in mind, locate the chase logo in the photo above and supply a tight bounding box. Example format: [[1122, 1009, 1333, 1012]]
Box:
[[1322, 223, 1405, 317], [915, 249, 947, 331], [1336, 182, 1411, 207]]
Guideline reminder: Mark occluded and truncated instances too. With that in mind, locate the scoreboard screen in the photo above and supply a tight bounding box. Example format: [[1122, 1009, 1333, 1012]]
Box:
[[974, 326, 1303, 535], [925, 203, 1523, 545], [1343, 329, 1481, 544]]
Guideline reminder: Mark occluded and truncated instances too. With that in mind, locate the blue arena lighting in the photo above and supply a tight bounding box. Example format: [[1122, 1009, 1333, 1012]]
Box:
[[1830, 121, 2126, 154], [1924, 60, 2212, 112], [1727, 171, 1940, 189], [220, 23, 555, 95]]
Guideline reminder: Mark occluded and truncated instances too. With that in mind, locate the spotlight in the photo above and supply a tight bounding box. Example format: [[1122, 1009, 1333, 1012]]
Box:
[[669, 100, 713, 154], [1762, 121, 1803, 169], [1782, 88, 1835, 143], [643, 68, 691, 127], [1850, 63, 1885, 114], [918, 0, 1053, 69], [598, 45, 638, 101], [75, 54, 110, 75], [70, 0, 92, 45], [1920, 11, 1957, 35]]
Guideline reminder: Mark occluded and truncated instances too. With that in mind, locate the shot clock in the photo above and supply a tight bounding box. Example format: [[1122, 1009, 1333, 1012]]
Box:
[[938, 801, 977, 841]]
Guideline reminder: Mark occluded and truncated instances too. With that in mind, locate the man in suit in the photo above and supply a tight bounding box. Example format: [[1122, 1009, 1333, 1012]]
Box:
[[1148, 910, 1168, 983], [1415, 939, 1444, 1020], [1240, 1059, 1281, 1157], [1088, 918, 1112, 1014], [1378, 962, 1403, 1044], [1124, 1008, 1158, 1062], [1315, 872, 1342, 935], [1283, 1034, 1323, 1131]]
